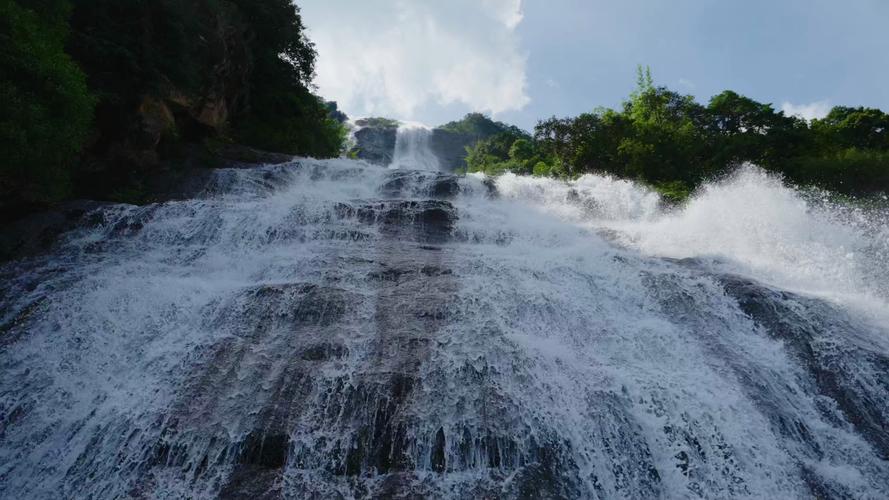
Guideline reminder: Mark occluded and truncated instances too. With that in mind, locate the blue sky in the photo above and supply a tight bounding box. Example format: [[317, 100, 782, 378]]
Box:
[[300, 0, 889, 130]]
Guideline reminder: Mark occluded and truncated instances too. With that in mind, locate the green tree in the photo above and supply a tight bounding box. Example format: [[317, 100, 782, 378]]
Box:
[[619, 68, 709, 184], [230, 0, 344, 156], [813, 106, 889, 151], [0, 0, 94, 205], [705, 90, 805, 169], [509, 138, 534, 161]]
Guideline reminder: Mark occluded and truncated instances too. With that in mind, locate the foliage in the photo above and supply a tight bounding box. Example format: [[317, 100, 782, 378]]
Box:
[[1, 0, 347, 212], [812, 107, 889, 151], [227, 0, 343, 156], [0, 0, 95, 206], [355, 117, 400, 129], [465, 129, 541, 175], [236, 90, 347, 157], [507, 66, 889, 197], [783, 148, 889, 193], [324, 101, 348, 123], [438, 113, 524, 138], [650, 180, 692, 204]]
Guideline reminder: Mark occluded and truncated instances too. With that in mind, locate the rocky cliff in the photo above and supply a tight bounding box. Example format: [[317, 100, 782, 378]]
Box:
[[350, 118, 398, 166], [429, 128, 483, 171]]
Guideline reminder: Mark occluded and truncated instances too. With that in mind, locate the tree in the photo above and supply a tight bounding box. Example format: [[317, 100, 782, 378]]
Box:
[[229, 0, 345, 156], [509, 139, 534, 161], [619, 69, 710, 183], [813, 106, 889, 151], [0, 0, 94, 206]]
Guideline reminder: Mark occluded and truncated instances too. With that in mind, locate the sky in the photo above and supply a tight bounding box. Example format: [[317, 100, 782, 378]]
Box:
[[299, 0, 889, 130]]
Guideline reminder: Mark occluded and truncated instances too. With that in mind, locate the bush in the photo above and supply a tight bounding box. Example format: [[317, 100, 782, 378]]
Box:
[[783, 148, 889, 194]]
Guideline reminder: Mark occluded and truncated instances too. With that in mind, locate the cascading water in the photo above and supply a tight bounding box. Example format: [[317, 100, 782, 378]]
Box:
[[390, 122, 441, 171], [1, 154, 888, 498]]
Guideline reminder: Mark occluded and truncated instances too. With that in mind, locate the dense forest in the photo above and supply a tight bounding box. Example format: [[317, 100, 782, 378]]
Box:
[[466, 67, 889, 201], [0, 0, 346, 216]]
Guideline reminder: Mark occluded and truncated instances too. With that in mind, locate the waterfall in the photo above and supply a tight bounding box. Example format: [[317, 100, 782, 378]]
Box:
[[390, 122, 440, 171], [1, 159, 888, 498]]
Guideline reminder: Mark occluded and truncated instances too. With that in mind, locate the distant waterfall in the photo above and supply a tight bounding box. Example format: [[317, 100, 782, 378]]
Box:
[[390, 122, 440, 170], [1, 160, 888, 498]]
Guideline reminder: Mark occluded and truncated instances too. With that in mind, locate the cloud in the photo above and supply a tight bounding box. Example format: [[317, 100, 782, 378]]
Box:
[[299, 0, 529, 120], [781, 100, 831, 121]]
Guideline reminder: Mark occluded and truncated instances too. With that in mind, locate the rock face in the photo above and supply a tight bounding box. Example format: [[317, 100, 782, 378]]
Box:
[[352, 126, 397, 166], [429, 129, 480, 172], [86, 5, 252, 173]]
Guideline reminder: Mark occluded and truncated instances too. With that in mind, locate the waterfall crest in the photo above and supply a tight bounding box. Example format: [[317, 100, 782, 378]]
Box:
[[1, 158, 888, 498], [390, 122, 440, 171]]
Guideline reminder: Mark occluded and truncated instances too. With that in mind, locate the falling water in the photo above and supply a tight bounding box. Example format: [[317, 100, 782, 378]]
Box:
[[390, 122, 440, 171], [1, 154, 888, 498]]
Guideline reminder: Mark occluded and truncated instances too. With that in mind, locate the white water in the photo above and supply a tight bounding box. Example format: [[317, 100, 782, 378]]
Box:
[[491, 166, 889, 321], [1, 157, 887, 498], [390, 122, 440, 171]]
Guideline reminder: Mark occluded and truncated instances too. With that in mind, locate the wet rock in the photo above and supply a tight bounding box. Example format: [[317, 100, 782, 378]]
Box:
[[352, 126, 397, 166], [431, 428, 446, 473], [237, 431, 289, 468], [428, 129, 478, 172], [335, 200, 457, 242], [218, 466, 283, 500], [721, 275, 889, 459], [426, 176, 460, 198], [379, 171, 461, 199], [300, 343, 347, 361], [0, 200, 113, 262], [213, 144, 294, 165], [211, 283, 350, 332], [367, 267, 414, 282]]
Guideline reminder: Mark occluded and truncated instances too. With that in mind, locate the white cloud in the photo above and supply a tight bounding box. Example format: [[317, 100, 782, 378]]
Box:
[[299, 0, 529, 120], [781, 100, 831, 121]]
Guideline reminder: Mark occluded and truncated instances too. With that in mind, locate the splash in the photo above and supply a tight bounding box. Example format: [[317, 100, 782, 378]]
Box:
[[490, 165, 889, 319]]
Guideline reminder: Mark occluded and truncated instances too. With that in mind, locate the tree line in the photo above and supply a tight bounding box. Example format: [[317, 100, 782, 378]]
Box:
[[466, 67, 889, 201], [1, 0, 346, 215]]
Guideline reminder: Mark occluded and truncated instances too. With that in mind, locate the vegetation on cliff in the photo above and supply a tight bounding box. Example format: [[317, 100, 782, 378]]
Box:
[[467, 67, 889, 200], [0, 0, 95, 206], [1, 0, 346, 213]]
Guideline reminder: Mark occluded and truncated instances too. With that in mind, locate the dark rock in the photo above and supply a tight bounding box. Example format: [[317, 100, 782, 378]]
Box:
[[428, 128, 477, 172], [0, 200, 113, 262], [431, 427, 446, 473], [427, 175, 461, 198], [352, 126, 397, 166], [237, 431, 289, 468], [335, 200, 457, 243], [379, 171, 460, 199], [721, 275, 889, 459], [213, 144, 294, 165], [300, 343, 347, 361]]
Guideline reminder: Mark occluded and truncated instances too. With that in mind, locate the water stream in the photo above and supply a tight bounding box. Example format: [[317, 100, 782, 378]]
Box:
[[1, 155, 887, 498]]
